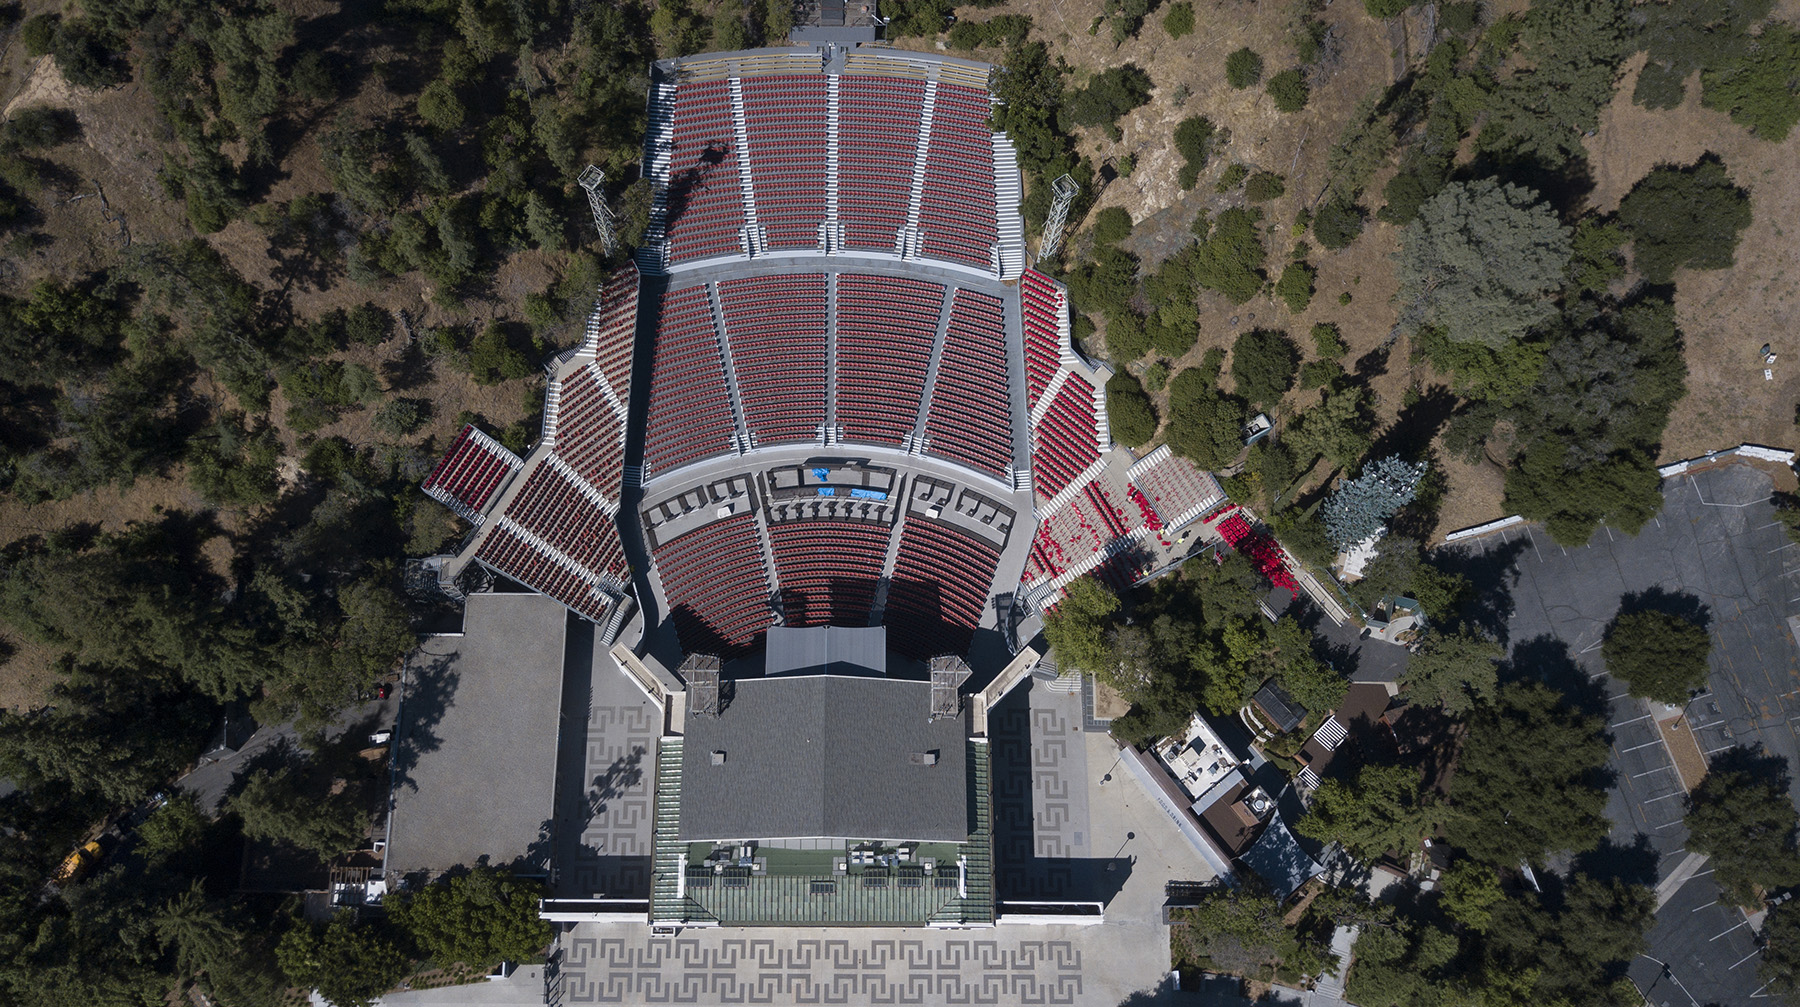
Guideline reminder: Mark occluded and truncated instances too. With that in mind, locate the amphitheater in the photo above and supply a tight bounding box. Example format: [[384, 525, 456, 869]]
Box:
[[410, 41, 1226, 932]]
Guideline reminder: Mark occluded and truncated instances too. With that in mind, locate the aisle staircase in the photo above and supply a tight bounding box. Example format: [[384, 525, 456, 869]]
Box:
[[650, 738, 696, 924], [991, 133, 1026, 279]]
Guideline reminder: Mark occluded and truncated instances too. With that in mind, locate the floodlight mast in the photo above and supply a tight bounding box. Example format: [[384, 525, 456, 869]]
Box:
[[1037, 173, 1080, 261], [578, 164, 621, 257]]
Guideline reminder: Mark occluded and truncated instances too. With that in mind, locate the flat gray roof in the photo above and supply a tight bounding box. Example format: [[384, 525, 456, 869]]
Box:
[[679, 675, 968, 842], [765, 625, 887, 677], [386, 593, 568, 877]]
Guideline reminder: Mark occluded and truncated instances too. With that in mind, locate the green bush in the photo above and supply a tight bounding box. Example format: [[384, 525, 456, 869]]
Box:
[[1617, 156, 1753, 283], [1192, 207, 1266, 303], [1144, 360, 1170, 391], [1267, 69, 1310, 112], [343, 303, 393, 346], [1226, 47, 1265, 89], [1148, 312, 1199, 357], [417, 79, 466, 131], [1299, 358, 1343, 390], [1164, 1, 1196, 38], [1245, 171, 1286, 202], [19, 13, 57, 57], [1060, 64, 1154, 139], [1216, 164, 1249, 192], [1092, 206, 1135, 245], [1310, 322, 1347, 359], [1106, 311, 1151, 361], [947, 14, 1033, 49], [467, 323, 532, 385], [1106, 372, 1159, 446], [372, 398, 428, 438], [1275, 261, 1316, 313], [1174, 115, 1219, 189], [1167, 366, 1246, 469], [1440, 1, 1480, 34], [1365, 0, 1412, 17], [1701, 23, 1800, 141], [1231, 329, 1300, 407], [1312, 199, 1366, 250]]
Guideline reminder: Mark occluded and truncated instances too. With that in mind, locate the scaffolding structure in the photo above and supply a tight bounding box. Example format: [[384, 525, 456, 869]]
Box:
[[683, 654, 724, 717], [1036, 174, 1079, 260], [578, 164, 621, 257], [928, 655, 973, 720]]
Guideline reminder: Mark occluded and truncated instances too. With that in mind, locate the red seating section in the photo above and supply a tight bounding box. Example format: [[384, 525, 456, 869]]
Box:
[[717, 274, 827, 444], [501, 464, 630, 585], [1030, 373, 1100, 501], [1020, 270, 1063, 409], [839, 76, 924, 251], [836, 274, 944, 445], [768, 519, 891, 627], [553, 366, 626, 500], [741, 75, 828, 250], [925, 289, 1013, 477], [885, 518, 1000, 658], [1214, 506, 1298, 591], [423, 425, 519, 517], [1027, 483, 1144, 587], [663, 80, 746, 264], [918, 83, 997, 269], [475, 525, 615, 623], [652, 513, 775, 654], [588, 265, 639, 401], [643, 286, 735, 477]]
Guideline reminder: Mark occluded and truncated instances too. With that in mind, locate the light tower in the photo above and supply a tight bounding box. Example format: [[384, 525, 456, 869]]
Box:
[[577, 164, 620, 257], [1037, 173, 1080, 261]]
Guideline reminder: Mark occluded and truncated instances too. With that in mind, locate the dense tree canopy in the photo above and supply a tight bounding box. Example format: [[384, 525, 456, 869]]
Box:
[[1396, 180, 1572, 348], [1617, 156, 1753, 283], [387, 867, 551, 970], [1684, 751, 1800, 907], [1400, 629, 1502, 715], [1602, 609, 1712, 703], [1296, 763, 1436, 862], [1448, 682, 1611, 865]]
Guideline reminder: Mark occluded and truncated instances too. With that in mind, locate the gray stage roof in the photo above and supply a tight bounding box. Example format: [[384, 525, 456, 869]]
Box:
[[386, 593, 567, 877], [679, 675, 969, 842], [764, 625, 887, 677]]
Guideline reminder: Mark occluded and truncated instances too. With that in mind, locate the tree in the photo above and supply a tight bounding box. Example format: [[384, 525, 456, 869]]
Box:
[[1164, 2, 1196, 38], [1684, 750, 1800, 907], [1274, 262, 1313, 312], [1245, 171, 1286, 203], [1617, 156, 1753, 283], [1042, 577, 1120, 678], [1479, 0, 1633, 165], [1701, 23, 1800, 140], [1365, 0, 1411, 16], [1602, 609, 1711, 703], [1287, 385, 1373, 469], [1193, 207, 1267, 303], [1174, 115, 1219, 189], [1396, 180, 1572, 348], [1167, 368, 1247, 470], [1225, 47, 1264, 88], [1400, 629, 1502, 715], [1311, 199, 1365, 250], [1092, 206, 1133, 244], [1761, 899, 1800, 1003], [1059, 65, 1153, 137], [1106, 372, 1158, 446], [1448, 682, 1611, 866], [1229, 329, 1298, 408], [373, 398, 428, 438], [1321, 457, 1428, 547], [1635, 0, 1773, 109], [1297, 763, 1435, 862], [276, 912, 409, 1007], [1266, 69, 1309, 112], [417, 79, 467, 132], [1169, 882, 1314, 981], [230, 765, 370, 860], [387, 867, 551, 970], [467, 323, 531, 384], [1503, 436, 1665, 546], [1437, 861, 1502, 932]]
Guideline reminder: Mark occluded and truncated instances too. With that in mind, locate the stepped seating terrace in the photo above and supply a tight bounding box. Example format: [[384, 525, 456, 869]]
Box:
[[663, 80, 747, 264], [768, 519, 892, 627], [835, 274, 944, 445], [923, 289, 1013, 477], [652, 513, 775, 654], [717, 274, 828, 444], [642, 285, 737, 477], [884, 517, 1001, 658], [422, 425, 522, 521], [1029, 373, 1100, 501], [740, 75, 829, 250]]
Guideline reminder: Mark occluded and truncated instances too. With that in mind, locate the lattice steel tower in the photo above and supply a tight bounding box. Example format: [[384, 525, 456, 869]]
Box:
[[1037, 174, 1080, 260], [578, 164, 621, 257]]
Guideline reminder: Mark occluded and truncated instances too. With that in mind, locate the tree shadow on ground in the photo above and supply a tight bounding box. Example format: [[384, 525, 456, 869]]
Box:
[[1571, 832, 1660, 889], [1613, 586, 1712, 631], [392, 652, 459, 793], [1368, 385, 1458, 465], [1434, 536, 1528, 644], [1709, 743, 1793, 791], [1499, 634, 1612, 721]]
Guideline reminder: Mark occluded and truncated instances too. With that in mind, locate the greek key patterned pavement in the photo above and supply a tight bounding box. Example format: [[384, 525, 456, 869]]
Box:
[[554, 933, 1084, 1005], [554, 645, 659, 899], [991, 681, 1091, 900]]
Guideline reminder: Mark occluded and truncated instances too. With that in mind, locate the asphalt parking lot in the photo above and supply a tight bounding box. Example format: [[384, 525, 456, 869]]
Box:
[[1446, 462, 1800, 1006]]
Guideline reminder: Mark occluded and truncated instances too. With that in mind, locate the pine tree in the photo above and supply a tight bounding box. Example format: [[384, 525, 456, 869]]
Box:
[[1321, 456, 1428, 547]]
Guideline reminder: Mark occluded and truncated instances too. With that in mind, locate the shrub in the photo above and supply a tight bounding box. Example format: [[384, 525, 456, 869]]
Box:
[[1148, 312, 1199, 357], [1174, 115, 1219, 189], [1216, 164, 1249, 192], [372, 398, 428, 438], [1441, 1, 1480, 34], [1231, 329, 1300, 407], [1312, 199, 1366, 250], [1267, 69, 1310, 112], [1617, 156, 1753, 283], [1106, 311, 1152, 361], [1365, 0, 1412, 17], [1144, 360, 1170, 391], [1092, 206, 1134, 245], [19, 13, 57, 56], [417, 79, 467, 131], [1275, 261, 1315, 313], [343, 303, 393, 346], [1244, 171, 1286, 202], [1602, 609, 1712, 703], [1107, 372, 1159, 446], [1310, 322, 1347, 359], [1225, 47, 1265, 89], [1701, 23, 1800, 141], [1192, 207, 1266, 303], [1164, 1, 1196, 38], [467, 323, 531, 384], [1167, 367, 1246, 469], [1060, 64, 1154, 138], [1299, 359, 1342, 389]]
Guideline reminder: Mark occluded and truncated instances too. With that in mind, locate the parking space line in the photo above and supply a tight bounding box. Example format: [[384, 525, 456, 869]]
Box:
[[1706, 745, 1739, 755], [1656, 819, 1684, 829], [1733, 948, 1764, 969], [1611, 713, 1653, 728], [1633, 766, 1675, 779], [1690, 720, 1726, 731], [1694, 868, 1714, 877], [1619, 739, 1664, 753], [1691, 899, 1717, 912], [1713, 920, 1750, 941], [1643, 792, 1685, 804]]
